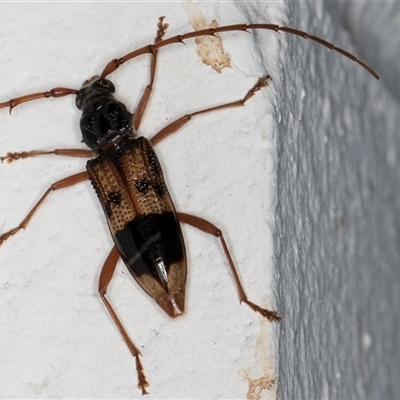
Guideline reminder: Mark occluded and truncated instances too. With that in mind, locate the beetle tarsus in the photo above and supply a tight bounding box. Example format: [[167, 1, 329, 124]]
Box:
[[244, 300, 282, 322], [0, 228, 21, 246], [0, 152, 17, 163], [136, 355, 150, 395], [156, 16, 169, 40]]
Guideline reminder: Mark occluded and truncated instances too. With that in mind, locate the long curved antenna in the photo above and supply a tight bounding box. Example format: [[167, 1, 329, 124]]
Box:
[[0, 22, 379, 114], [100, 24, 379, 80]]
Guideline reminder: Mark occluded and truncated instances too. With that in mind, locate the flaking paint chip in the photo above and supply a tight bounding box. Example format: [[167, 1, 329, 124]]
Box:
[[187, 11, 231, 73]]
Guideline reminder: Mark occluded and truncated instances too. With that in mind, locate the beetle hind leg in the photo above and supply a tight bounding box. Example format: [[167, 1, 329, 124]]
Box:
[[177, 212, 281, 322], [98, 245, 149, 395]]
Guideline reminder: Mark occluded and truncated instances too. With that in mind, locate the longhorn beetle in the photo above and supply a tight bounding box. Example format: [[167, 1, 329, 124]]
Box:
[[0, 17, 378, 395]]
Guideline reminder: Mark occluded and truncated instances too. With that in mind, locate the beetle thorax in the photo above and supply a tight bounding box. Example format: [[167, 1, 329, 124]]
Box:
[[76, 76, 135, 151]]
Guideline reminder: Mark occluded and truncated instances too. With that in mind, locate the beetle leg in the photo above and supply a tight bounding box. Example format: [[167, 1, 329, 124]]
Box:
[[133, 17, 169, 131], [0, 87, 78, 114], [149, 75, 271, 146], [0, 171, 88, 246], [177, 212, 281, 322], [98, 245, 149, 395], [1, 148, 92, 164]]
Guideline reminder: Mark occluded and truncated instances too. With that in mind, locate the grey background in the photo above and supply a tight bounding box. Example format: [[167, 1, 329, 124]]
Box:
[[272, 2, 400, 399]]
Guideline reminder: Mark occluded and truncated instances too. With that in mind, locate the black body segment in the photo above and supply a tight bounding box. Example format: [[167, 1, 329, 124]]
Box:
[[87, 136, 187, 316], [77, 77, 134, 151], [80, 99, 134, 150], [115, 212, 185, 282]]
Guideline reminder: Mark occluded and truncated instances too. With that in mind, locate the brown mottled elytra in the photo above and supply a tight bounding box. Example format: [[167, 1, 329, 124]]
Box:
[[0, 17, 377, 395]]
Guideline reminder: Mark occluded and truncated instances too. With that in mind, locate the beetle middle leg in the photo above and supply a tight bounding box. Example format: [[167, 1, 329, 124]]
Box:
[[98, 245, 149, 395], [1, 148, 92, 163], [178, 213, 281, 322], [0, 171, 88, 246]]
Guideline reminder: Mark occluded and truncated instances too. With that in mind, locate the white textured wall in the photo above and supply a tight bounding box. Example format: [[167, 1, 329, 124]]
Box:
[[0, 3, 281, 399]]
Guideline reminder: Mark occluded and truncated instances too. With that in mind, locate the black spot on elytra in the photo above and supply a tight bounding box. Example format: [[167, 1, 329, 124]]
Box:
[[153, 183, 166, 197], [108, 191, 121, 206], [135, 178, 150, 194], [135, 178, 165, 197], [101, 191, 122, 218]]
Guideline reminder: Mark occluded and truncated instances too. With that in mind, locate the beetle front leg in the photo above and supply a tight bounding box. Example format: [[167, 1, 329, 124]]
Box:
[[133, 16, 169, 131], [98, 245, 149, 395], [177, 212, 281, 322], [0, 171, 88, 246]]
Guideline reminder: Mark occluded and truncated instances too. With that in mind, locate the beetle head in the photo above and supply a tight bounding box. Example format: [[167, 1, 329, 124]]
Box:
[[75, 76, 115, 110]]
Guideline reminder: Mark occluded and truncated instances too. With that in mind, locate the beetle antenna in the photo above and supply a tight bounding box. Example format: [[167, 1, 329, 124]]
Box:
[[100, 23, 379, 80]]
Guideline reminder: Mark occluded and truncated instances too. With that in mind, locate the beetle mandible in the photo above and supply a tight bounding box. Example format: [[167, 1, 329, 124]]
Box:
[[0, 16, 378, 394]]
